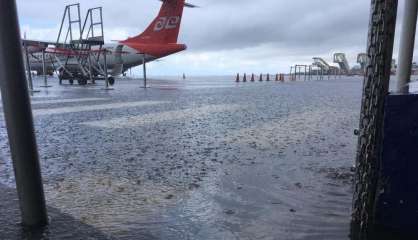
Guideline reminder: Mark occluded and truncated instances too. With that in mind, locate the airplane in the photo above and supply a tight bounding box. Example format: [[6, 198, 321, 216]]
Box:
[[23, 0, 195, 85]]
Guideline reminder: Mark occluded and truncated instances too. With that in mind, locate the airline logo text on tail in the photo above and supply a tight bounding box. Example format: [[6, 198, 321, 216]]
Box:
[[154, 16, 180, 31]]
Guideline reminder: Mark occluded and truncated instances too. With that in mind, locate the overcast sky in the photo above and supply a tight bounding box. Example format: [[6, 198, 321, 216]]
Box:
[[15, 0, 413, 76]]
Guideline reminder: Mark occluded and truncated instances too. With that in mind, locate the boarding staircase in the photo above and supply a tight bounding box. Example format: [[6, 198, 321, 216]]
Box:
[[312, 57, 331, 72], [357, 53, 368, 74], [333, 53, 350, 75], [53, 4, 108, 85]]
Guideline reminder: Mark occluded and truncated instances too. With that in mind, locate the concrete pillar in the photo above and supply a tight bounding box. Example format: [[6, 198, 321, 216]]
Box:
[[0, 0, 48, 227], [396, 0, 418, 94]]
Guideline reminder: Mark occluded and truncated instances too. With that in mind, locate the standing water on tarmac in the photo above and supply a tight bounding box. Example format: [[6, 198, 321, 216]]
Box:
[[0, 76, 361, 239]]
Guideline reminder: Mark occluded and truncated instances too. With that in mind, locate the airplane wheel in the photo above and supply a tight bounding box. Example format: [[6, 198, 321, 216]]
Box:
[[108, 77, 115, 86], [69, 79, 74, 85]]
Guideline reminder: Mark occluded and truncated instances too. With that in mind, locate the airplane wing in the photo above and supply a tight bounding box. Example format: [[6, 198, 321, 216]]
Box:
[[21, 39, 75, 54], [21, 39, 53, 53]]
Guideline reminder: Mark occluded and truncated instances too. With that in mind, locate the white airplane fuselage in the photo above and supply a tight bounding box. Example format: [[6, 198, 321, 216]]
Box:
[[29, 44, 155, 76]]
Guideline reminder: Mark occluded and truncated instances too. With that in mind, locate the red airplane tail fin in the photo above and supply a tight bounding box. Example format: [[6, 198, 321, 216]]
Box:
[[123, 0, 186, 45]]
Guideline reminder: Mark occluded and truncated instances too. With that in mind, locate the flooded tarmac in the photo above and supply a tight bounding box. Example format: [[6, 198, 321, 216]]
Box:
[[0, 76, 362, 239]]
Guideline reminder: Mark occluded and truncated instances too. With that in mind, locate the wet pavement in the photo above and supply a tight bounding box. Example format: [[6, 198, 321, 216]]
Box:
[[0, 76, 362, 239]]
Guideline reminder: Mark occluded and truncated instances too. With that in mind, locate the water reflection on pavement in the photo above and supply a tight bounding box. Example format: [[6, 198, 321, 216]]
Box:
[[0, 76, 362, 239]]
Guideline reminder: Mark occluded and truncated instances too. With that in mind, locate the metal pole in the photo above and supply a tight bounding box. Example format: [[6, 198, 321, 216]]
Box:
[[40, 50, 50, 88], [300, 66, 302, 80], [293, 66, 295, 81], [309, 66, 312, 81], [300, 66, 303, 80], [88, 53, 94, 84], [142, 54, 147, 88], [295, 65, 297, 80], [0, 0, 48, 227], [316, 67, 319, 80], [42, 50, 47, 86], [103, 49, 109, 88], [293, 67, 295, 81], [299, 66, 302, 80], [396, 0, 418, 94], [23, 45, 34, 91], [294, 65, 297, 80], [308, 66, 310, 80]]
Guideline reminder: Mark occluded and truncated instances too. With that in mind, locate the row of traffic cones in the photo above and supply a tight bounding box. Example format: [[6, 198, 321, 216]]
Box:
[[236, 73, 285, 82]]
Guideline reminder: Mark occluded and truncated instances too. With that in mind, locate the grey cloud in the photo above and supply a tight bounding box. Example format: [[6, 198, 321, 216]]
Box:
[[15, 0, 413, 72], [180, 0, 370, 52]]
